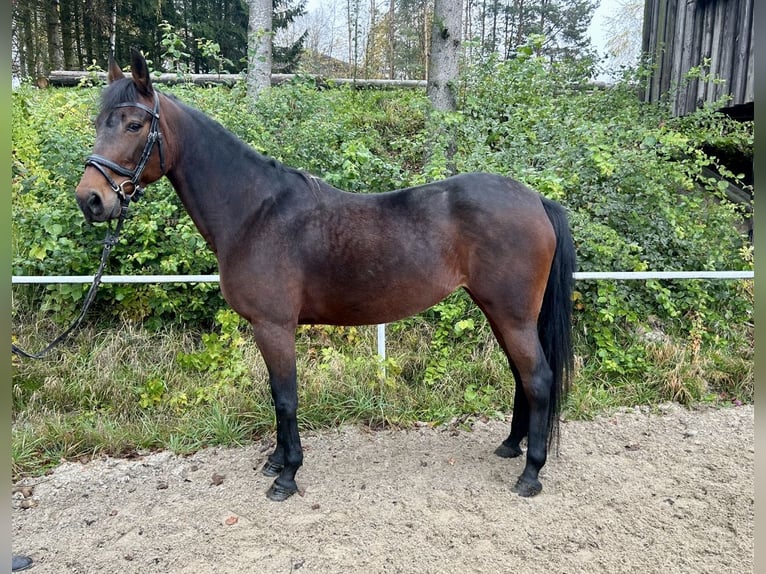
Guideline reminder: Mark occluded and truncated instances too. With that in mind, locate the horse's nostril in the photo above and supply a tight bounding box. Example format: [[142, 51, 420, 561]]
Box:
[[87, 192, 103, 213]]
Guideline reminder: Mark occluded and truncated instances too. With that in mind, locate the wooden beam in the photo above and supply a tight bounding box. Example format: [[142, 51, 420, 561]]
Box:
[[46, 70, 428, 89]]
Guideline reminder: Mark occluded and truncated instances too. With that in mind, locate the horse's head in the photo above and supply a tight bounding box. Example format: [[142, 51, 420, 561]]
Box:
[[75, 49, 166, 222]]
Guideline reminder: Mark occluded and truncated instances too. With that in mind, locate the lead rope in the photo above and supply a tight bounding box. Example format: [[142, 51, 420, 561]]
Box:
[[11, 197, 131, 360]]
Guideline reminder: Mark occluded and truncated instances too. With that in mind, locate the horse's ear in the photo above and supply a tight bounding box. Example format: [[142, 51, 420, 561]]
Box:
[[130, 48, 153, 96], [107, 53, 124, 83]]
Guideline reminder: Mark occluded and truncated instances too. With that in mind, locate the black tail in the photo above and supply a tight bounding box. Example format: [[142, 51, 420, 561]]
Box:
[[539, 197, 576, 450]]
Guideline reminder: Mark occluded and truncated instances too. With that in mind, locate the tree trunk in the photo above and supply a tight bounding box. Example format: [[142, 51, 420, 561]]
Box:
[[83, 1, 94, 66], [246, 0, 273, 100], [60, 0, 76, 68], [427, 0, 462, 112], [387, 0, 395, 79], [46, 0, 64, 72], [425, 0, 462, 177], [109, 0, 117, 56], [365, 0, 376, 79], [347, 0, 361, 80], [20, 2, 35, 77]]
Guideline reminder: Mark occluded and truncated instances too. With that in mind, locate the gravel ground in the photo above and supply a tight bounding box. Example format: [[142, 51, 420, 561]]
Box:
[[12, 403, 753, 573]]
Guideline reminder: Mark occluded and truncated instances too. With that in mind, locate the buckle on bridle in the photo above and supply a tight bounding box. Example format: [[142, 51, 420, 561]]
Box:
[[116, 179, 145, 202]]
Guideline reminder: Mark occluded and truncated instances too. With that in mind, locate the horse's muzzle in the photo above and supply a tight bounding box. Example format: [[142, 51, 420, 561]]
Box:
[[76, 190, 118, 222]]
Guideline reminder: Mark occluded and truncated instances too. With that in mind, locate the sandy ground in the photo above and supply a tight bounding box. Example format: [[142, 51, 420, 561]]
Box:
[[12, 403, 753, 574]]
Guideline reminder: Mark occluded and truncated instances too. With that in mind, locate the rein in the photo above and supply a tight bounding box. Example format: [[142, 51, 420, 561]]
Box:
[[13, 92, 165, 360], [12, 199, 130, 359]]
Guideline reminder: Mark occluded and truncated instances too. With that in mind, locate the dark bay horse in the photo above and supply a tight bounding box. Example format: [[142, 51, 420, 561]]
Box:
[[75, 50, 576, 501]]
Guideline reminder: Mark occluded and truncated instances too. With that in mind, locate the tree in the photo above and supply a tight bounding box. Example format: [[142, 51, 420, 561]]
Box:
[[273, 0, 308, 73], [346, 0, 363, 79], [603, 0, 643, 68], [428, 0, 462, 112], [462, 0, 597, 61], [46, 0, 64, 72], [425, 0, 462, 177], [11, 0, 285, 79], [246, 0, 273, 100]]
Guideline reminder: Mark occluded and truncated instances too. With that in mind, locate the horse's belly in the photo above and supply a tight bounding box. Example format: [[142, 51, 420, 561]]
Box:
[[299, 272, 460, 326]]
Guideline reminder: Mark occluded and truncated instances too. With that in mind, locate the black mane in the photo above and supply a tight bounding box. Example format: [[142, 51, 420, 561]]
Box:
[[98, 78, 314, 188]]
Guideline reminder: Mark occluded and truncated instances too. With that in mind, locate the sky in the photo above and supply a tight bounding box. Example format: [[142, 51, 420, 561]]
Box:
[[587, 0, 621, 56]]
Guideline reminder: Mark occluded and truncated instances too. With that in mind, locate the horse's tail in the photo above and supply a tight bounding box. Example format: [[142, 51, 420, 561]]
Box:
[[539, 197, 576, 451]]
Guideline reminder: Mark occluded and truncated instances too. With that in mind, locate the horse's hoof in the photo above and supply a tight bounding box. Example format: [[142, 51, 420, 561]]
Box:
[[261, 460, 283, 477], [266, 481, 297, 502], [512, 477, 542, 497], [494, 443, 523, 458]]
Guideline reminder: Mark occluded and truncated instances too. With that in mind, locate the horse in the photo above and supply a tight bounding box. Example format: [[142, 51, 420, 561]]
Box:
[[75, 49, 576, 502]]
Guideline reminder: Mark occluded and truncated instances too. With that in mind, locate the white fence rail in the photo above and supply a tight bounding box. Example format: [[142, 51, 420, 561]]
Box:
[[11, 271, 754, 284]]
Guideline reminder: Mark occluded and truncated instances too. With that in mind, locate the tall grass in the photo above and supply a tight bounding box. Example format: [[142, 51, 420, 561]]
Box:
[[11, 304, 752, 479]]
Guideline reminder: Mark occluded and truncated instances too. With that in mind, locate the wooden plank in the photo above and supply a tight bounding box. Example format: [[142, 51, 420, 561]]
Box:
[[641, 0, 659, 102], [641, 0, 655, 55], [744, 14, 754, 101], [732, 0, 753, 104], [47, 71, 428, 89], [708, 0, 726, 105], [698, 0, 716, 106], [661, 0, 679, 96], [654, 0, 671, 103], [668, 0, 686, 110], [676, 0, 697, 115], [716, 0, 739, 102], [685, 0, 705, 113]]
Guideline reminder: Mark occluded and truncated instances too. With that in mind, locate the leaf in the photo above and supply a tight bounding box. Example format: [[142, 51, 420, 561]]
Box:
[[29, 245, 47, 260]]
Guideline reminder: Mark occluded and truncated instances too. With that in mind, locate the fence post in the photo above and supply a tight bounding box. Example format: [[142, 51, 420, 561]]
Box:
[[376, 323, 387, 379]]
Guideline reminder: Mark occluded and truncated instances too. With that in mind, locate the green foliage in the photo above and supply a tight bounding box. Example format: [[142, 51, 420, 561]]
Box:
[[159, 20, 192, 75], [417, 294, 482, 387], [12, 42, 752, 458], [176, 309, 250, 402], [451, 52, 751, 377]]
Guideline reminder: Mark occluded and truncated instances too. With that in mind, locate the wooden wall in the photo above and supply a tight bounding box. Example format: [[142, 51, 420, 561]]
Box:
[[641, 0, 753, 116]]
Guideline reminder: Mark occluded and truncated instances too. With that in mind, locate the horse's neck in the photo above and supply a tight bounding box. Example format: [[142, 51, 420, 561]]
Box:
[[164, 104, 279, 253]]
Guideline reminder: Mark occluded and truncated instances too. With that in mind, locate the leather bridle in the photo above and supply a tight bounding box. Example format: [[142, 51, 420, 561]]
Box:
[[85, 90, 165, 203]]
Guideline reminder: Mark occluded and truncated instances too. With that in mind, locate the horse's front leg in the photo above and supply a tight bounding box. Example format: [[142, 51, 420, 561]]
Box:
[[251, 321, 303, 501]]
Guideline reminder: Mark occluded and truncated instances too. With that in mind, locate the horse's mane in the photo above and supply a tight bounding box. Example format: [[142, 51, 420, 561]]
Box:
[[98, 78, 310, 184], [97, 78, 139, 122]]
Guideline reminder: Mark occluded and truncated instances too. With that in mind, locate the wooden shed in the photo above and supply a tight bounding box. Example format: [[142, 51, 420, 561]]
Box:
[[641, 0, 754, 118]]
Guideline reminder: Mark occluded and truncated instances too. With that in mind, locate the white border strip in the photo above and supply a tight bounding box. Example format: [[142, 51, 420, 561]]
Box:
[[11, 271, 753, 284]]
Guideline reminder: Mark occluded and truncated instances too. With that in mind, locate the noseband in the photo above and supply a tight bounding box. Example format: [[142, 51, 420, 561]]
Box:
[[85, 90, 165, 203]]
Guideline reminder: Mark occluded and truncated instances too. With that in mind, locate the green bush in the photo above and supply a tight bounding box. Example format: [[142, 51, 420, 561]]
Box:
[[12, 50, 752, 379], [451, 53, 751, 376]]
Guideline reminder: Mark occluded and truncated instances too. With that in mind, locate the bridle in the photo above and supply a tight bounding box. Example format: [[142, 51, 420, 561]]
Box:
[[12, 91, 165, 360], [85, 90, 166, 204]]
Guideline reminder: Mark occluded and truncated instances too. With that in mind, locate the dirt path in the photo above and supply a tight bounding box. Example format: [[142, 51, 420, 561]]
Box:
[[12, 403, 753, 573]]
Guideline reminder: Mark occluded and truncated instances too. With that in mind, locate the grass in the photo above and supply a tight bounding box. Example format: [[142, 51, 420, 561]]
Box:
[[11, 310, 753, 480]]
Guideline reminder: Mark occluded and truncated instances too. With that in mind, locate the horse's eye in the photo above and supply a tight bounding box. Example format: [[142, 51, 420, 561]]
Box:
[[126, 122, 142, 132]]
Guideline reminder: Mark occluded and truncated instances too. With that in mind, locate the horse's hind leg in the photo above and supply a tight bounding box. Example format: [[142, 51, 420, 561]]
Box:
[[501, 325, 553, 496], [494, 367, 528, 459], [251, 321, 303, 501], [481, 314, 553, 496]]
